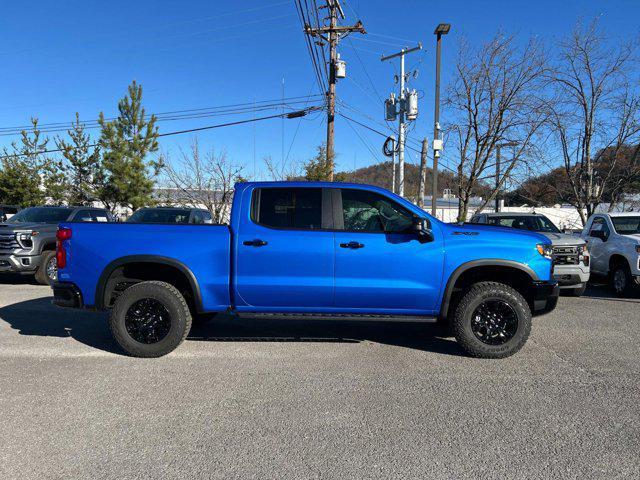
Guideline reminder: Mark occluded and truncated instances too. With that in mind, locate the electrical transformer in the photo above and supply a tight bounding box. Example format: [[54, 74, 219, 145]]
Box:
[[335, 56, 346, 79], [405, 89, 419, 121], [385, 95, 397, 121]]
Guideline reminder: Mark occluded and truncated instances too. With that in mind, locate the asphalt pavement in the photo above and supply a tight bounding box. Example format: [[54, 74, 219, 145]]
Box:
[[0, 275, 638, 479]]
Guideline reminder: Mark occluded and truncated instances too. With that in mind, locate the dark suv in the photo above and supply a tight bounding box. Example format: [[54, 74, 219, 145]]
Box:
[[0, 205, 20, 223], [126, 207, 213, 224], [0, 206, 115, 285]]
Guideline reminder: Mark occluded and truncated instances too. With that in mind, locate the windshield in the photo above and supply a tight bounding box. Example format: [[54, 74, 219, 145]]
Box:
[[7, 207, 72, 224], [127, 209, 191, 224], [611, 216, 640, 235], [486, 215, 560, 233]]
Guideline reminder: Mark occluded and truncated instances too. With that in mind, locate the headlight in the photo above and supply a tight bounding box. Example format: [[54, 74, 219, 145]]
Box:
[[536, 243, 553, 259]]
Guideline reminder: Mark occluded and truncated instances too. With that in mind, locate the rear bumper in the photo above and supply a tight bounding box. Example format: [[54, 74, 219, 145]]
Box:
[[532, 281, 560, 313], [52, 282, 83, 309]]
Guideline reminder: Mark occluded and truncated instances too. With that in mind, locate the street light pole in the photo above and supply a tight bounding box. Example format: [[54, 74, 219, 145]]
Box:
[[432, 23, 450, 216]]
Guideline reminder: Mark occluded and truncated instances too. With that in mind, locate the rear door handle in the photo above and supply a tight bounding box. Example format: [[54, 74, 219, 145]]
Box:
[[243, 239, 268, 247], [339, 241, 364, 249]]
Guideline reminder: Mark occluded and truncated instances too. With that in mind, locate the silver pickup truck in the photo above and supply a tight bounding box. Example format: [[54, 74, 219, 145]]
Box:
[[0, 206, 114, 284], [470, 212, 590, 296]]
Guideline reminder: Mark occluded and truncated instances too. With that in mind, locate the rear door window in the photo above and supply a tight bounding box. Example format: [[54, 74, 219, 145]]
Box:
[[253, 188, 323, 229]]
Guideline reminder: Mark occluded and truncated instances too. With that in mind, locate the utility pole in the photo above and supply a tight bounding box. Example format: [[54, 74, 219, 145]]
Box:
[[495, 142, 518, 212], [381, 43, 422, 197], [432, 23, 451, 216], [304, 1, 365, 181], [390, 135, 397, 193], [418, 138, 428, 208]]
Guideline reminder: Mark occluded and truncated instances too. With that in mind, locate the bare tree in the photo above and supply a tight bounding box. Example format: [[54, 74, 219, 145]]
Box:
[[548, 20, 640, 224], [445, 33, 548, 221], [163, 139, 243, 223], [263, 155, 302, 181]]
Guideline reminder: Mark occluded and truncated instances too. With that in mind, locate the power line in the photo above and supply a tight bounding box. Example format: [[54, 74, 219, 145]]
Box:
[[0, 106, 324, 160]]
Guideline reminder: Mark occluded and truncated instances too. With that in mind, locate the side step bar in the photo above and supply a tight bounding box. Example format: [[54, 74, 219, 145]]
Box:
[[235, 312, 438, 323]]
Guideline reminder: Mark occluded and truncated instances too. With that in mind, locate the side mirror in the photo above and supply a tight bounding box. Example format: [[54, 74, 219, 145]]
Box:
[[0, 214, 6, 223], [412, 216, 434, 243]]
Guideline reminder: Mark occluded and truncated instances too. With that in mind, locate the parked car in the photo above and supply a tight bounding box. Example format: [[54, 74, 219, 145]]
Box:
[[53, 182, 559, 359], [0, 205, 20, 223], [470, 212, 590, 296], [581, 212, 640, 296], [127, 207, 213, 224], [0, 206, 115, 285]]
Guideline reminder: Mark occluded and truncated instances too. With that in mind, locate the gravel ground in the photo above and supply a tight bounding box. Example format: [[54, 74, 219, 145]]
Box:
[[0, 275, 638, 479]]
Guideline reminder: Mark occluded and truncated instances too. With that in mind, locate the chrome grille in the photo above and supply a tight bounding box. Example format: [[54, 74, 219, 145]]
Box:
[[552, 245, 580, 265], [0, 233, 19, 252]]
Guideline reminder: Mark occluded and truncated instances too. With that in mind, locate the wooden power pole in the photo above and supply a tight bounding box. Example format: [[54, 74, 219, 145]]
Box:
[[304, 1, 365, 180]]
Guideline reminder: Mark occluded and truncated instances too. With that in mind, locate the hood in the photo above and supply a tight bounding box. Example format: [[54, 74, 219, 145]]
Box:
[[0, 222, 57, 232], [444, 222, 550, 244], [538, 232, 586, 246]]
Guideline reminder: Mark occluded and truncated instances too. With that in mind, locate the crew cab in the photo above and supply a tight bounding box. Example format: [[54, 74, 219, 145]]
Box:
[[0, 206, 115, 285], [581, 212, 640, 296], [470, 212, 590, 296], [53, 182, 559, 359]]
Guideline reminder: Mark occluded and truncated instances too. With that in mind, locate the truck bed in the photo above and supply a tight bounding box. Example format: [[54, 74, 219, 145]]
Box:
[[58, 222, 231, 310]]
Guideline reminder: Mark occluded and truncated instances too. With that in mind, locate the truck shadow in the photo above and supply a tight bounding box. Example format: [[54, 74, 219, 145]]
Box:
[[0, 273, 39, 285], [0, 297, 464, 357], [580, 283, 640, 302]]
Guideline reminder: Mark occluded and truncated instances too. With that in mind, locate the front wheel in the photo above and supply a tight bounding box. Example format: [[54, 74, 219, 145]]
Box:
[[35, 251, 57, 286], [566, 283, 587, 297], [452, 282, 532, 359], [109, 281, 192, 358], [610, 263, 632, 297]]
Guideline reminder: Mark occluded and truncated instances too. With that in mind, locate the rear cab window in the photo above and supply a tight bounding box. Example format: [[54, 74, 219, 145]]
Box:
[[252, 188, 323, 230]]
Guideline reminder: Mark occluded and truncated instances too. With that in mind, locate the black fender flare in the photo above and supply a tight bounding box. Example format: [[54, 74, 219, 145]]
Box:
[[439, 259, 539, 320], [95, 255, 203, 311]]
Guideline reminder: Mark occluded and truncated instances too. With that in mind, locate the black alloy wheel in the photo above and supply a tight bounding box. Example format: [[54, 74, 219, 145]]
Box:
[[124, 298, 172, 344], [470, 300, 518, 346]]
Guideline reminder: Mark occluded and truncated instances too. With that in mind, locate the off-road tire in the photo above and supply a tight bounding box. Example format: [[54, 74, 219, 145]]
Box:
[[610, 262, 633, 297], [35, 251, 56, 286], [566, 283, 587, 297], [453, 281, 532, 359], [109, 281, 192, 358]]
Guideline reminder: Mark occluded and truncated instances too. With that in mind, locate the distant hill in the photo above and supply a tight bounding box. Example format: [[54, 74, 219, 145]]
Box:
[[336, 161, 459, 199]]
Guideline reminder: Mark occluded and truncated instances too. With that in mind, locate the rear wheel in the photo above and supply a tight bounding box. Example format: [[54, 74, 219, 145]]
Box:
[[35, 251, 57, 286], [109, 281, 192, 358], [452, 282, 531, 359]]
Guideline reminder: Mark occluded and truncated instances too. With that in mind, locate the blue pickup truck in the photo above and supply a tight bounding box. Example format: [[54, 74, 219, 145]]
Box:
[[53, 182, 558, 358]]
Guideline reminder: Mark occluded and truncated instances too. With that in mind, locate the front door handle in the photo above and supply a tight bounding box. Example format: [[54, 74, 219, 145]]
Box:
[[339, 241, 364, 249], [243, 239, 268, 247]]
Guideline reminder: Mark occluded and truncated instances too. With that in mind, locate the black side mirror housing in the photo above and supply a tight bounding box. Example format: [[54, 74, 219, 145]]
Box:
[[412, 216, 434, 243]]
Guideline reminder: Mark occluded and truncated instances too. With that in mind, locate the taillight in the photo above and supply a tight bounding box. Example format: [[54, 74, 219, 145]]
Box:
[[56, 227, 72, 269]]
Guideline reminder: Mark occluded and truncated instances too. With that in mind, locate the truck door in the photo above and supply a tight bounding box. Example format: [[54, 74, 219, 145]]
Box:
[[234, 187, 335, 309], [585, 216, 610, 274], [332, 188, 444, 314]]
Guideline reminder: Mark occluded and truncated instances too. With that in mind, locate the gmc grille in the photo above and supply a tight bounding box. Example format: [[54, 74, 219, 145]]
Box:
[[552, 245, 581, 265]]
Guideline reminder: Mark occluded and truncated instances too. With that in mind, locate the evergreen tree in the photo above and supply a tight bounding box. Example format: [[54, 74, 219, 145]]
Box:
[[55, 113, 101, 205], [97, 81, 161, 212], [0, 118, 52, 206], [303, 144, 346, 181]]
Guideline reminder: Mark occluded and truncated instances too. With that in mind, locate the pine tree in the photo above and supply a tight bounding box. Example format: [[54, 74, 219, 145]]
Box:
[[0, 118, 53, 206], [97, 81, 161, 212], [55, 113, 101, 205], [303, 144, 345, 181]]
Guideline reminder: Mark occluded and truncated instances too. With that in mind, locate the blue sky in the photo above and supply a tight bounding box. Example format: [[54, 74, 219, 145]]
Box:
[[0, 0, 638, 179]]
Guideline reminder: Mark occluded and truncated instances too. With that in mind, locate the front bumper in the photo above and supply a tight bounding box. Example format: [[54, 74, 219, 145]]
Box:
[[532, 281, 560, 314], [553, 264, 590, 289], [52, 282, 83, 309], [0, 253, 41, 274]]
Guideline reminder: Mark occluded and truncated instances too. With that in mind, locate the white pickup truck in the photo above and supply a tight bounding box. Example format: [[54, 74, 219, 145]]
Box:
[[581, 213, 640, 295]]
